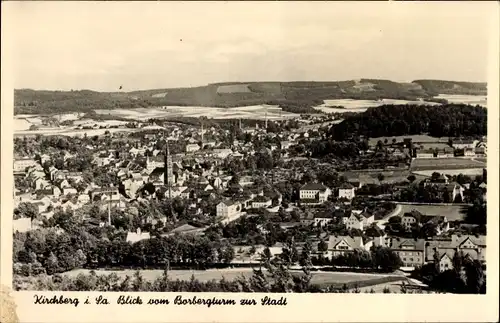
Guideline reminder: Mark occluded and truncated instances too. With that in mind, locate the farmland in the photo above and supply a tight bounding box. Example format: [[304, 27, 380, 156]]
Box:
[[63, 268, 404, 288], [390, 203, 467, 221], [411, 158, 486, 171], [435, 94, 487, 107], [94, 105, 299, 121], [314, 98, 440, 114]]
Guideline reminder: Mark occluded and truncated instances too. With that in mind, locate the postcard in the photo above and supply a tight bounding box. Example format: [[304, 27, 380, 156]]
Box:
[[1, 1, 499, 322]]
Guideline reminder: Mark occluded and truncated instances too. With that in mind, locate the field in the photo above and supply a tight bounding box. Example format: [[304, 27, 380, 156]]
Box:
[[94, 105, 299, 121], [411, 158, 486, 171], [435, 94, 487, 107], [369, 135, 449, 146], [391, 203, 466, 221], [343, 169, 418, 185], [314, 98, 439, 114], [14, 128, 137, 138], [216, 84, 251, 93], [412, 169, 484, 177], [63, 268, 402, 287]]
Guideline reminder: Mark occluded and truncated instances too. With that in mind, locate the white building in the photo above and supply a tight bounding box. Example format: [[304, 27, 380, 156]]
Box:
[[186, 144, 201, 153], [216, 200, 242, 221], [338, 183, 356, 200], [299, 183, 331, 203], [14, 158, 37, 172]]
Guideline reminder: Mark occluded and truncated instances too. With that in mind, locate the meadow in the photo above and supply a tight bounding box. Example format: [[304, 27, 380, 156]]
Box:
[[411, 158, 486, 171], [63, 268, 403, 288]]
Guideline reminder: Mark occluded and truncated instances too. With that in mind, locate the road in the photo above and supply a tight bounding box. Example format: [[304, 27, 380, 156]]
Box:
[[375, 204, 402, 229]]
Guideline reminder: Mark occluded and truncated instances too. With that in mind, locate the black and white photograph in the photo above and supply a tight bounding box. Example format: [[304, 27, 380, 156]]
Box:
[[3, 1, 496, 303]]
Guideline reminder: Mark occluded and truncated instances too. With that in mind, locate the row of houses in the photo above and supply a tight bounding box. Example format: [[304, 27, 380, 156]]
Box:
[[318, 234, 486, 270]]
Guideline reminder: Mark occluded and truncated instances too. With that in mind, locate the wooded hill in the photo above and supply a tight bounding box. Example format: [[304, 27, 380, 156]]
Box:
[[328, 104, 487, 140], [15, 79, 487, 115]]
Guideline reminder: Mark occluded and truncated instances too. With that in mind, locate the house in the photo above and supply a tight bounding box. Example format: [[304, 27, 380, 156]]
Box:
[[299, 183, 331, 204], [146, 156, 164, 171], [126, 228, 151, 243], [338, 183, 356, 200], [313, 211, 335, 227], [438, 252, 454, 272], [13, 158, 37, 172], [216, 200, 242, 221], [464, 148, 476, 157], [280, 141, 292, 150], [452, 139, 478, 150], [325, 235, 369, 258], [213, 149, 233, 159], [186, 144, 201, 153], [426, 235, 486, 264], [475, 146, 487, 157], [345, 211, 373, 230], [416, 149, 434, 159], [251, 196, 272, 209], [389, 238, 426, 268], [437, 148, 454, 158], [476, 141, 487, 156], [62, 187, 78, 195]]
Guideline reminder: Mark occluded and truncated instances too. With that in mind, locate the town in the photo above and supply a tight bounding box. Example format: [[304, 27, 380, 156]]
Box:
[[13, 103, 487, 294]]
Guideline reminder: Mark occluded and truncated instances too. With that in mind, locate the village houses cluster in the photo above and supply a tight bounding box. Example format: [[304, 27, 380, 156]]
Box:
[[13, 116, 487, 273]]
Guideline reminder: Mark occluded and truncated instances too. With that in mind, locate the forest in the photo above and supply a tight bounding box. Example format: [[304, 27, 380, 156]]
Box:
[[329, 104, 487, 140]]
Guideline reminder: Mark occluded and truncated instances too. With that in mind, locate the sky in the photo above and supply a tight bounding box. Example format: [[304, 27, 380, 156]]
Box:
[[5, 1, 495, 91]]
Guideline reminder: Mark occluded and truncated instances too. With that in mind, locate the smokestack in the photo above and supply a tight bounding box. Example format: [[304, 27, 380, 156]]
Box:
[[201, 121, 204, 145], [265, 107, 268, 130], [239, 118, 242, 130]]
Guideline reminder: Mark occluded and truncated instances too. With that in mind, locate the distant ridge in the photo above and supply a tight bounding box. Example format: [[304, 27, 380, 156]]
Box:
[[14, 79, 487, 115]]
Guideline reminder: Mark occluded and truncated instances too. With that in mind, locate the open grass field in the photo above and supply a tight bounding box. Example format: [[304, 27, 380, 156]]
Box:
[[411, 158, 485, 171], [63, 268, 402, 287], [392, 203, 466, 221]]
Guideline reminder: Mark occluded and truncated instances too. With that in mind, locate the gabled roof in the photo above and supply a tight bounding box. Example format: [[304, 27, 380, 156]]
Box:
[[390, 238, 425, 251], [339, 182, 355, 189], [300, 182, 328, 191], [327, 235, 363, 250]]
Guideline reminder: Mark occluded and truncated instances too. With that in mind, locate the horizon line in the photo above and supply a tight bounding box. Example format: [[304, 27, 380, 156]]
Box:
[[13, 78, 488, 93]]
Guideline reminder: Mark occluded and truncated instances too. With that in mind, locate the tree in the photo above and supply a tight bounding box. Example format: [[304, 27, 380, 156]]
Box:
[[318, 240, 328, 252], [45, 252, 60, 275], [371, 246, 403, 272], [14, 202, 39, 221], [464, 259, 485, 294]]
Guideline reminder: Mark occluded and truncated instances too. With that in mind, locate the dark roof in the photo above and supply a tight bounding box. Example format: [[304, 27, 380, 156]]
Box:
[[300, 182, 328, 191]]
